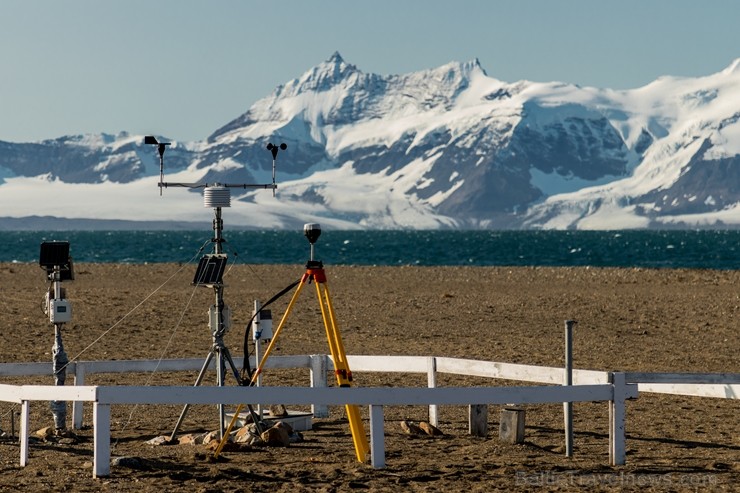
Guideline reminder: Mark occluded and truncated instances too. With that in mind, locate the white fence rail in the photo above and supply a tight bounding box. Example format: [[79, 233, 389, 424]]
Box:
[[1, 355, 738, 479], [1, 380, 634, 477]]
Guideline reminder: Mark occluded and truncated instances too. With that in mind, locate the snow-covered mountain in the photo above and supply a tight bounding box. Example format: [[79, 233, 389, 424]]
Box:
[[1, 52, 739, 230]]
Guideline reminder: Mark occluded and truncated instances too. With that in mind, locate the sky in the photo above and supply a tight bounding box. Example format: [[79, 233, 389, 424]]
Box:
[[1, 0, 738, 143]]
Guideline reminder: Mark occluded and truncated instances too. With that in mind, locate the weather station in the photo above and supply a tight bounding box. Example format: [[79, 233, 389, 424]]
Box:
[[39, 241, 75, 432], [144, 136, 286, 441]]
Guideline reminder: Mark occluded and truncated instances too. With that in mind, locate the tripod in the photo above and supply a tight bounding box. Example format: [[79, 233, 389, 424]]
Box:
[[169, 205, 261, 442], [215, 225, 370, 462], [145, 136, 284, 441]]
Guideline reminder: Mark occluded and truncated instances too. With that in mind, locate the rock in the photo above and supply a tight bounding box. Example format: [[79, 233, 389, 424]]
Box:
[[400, 420, 425, 435], [35, 427, 54, 439], [234, 426, 256, 444], [201, 430, 220, 445], [111, 456, 145, 469], [145, 435, 170, 446], [54, 428, 77, 439], [419, 421, 443, 436], [249, 436, 267, 447], [178, 433, 206, 446], [261, 424, 290, 447], [273, 420, 294, 435], [268, 404, 288, 417]]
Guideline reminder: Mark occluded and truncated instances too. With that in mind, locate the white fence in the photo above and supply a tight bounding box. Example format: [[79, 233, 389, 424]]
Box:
[[1, 355, 738, 479]]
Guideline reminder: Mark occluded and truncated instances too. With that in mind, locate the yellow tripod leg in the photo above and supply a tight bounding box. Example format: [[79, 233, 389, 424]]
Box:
[[315, 280, 370, 462], [250, 278, 307, 384], [213, 279, 308, 458], [321, 282, 351, 372]]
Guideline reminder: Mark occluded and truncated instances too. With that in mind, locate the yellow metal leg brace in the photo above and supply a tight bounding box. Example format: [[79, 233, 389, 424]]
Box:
[[214, 263, 369, 462]]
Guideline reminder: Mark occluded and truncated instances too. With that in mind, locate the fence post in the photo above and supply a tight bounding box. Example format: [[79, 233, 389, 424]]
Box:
[[19, 400, 29, 467], [73, 362, 85, 429], [93, 402, 111, 478], [369, 405, 385, 468], [310, 354, 329, 418], [564, 320, 576, 457], [427, 357, 438, 427], [469, 404, 488, 437], [609, 372, 627, 466]]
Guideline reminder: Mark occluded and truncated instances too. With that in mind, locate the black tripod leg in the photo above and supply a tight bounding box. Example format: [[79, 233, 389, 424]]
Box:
[[169, 350, 215, 442]]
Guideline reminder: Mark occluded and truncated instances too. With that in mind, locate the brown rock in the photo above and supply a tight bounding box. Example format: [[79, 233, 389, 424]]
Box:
[[35, 427, 54, 439], [273, 420, 294, 435], [400, 420, 424, 435], [268, 404, 288, 417], [419, 421, 443, 436], [145, 435, 170, 446], [261, 424, 290, 446], [201, 430, 220, 445], [178, 433, 205, 445], [234, 426, 255, 444]]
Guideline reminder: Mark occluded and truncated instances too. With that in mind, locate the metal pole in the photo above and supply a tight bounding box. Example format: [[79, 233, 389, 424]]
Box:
[[564, 320, 576, 457], [213, 206, 226, 439], [253, 300, 263, 418], [51, 268, 68, 431]]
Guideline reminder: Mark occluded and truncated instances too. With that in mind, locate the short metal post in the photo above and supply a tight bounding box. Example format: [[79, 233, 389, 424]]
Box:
[[609, 372, 628, 466], [469, 404, 488, 437], [369, 405, 385, 468], [427, 357, 438, 427], [20, 401, 29, 467], [73, 362, 85, 429], [93, 402, 111, 478], [309, 354, 329, 418], [564, 320, 576, 457]]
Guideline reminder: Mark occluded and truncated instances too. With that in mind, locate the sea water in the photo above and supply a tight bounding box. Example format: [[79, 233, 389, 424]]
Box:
[[0, 230, 737, 270]]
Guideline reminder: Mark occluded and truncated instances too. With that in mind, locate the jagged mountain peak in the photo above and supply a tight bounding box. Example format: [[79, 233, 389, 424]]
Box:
[[278, 54, 489, 100], [426, 57, 486, 78], [326, 50, 346, 65], [285, 51, 361, 95], [211, 54, 494, 143]]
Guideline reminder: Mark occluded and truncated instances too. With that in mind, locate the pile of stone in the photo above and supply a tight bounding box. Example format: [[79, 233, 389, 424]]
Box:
[[148, 420, 303, 450]]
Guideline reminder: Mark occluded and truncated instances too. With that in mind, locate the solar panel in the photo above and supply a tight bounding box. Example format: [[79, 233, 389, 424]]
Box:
[[192, 254, 227, 286]]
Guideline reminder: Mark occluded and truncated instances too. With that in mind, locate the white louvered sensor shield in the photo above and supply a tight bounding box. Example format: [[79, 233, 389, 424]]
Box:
[[203, 186, 231, 208]]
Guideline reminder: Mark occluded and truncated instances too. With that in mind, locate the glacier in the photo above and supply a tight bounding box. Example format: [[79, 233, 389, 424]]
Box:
[[1, 52, 739, 230]]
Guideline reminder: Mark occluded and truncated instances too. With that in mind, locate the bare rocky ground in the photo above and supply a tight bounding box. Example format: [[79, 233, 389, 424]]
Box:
[[0, 263, 738, 492]]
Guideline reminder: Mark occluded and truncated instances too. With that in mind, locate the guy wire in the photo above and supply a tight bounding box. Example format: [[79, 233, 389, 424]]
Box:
[[58, 239, 212, 375], [221, 238, 270, 289], [115, 267, 204, 444]]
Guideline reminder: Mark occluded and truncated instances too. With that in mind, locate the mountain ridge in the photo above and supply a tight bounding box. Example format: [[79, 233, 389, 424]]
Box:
[[1, 53, 739, 230]]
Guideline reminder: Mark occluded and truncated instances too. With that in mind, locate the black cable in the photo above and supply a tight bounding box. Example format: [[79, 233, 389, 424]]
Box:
[[240, 278, 301, 383]]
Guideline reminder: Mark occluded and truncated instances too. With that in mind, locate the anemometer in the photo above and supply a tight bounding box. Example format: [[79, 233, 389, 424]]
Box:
[[145, 135, 286, 440]]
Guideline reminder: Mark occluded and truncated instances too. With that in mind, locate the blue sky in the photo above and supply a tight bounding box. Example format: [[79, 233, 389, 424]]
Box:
[[1, 0, 738, 143]]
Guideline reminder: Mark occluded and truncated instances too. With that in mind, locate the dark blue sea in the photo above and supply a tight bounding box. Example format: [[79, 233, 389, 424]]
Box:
[[1, 230, 738, 270]]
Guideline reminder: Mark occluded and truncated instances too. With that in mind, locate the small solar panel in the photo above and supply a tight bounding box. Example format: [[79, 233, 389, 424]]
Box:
[[40, 241, 74, 280], [193, 254, 227, 286], [40, 241, 70, 268]]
